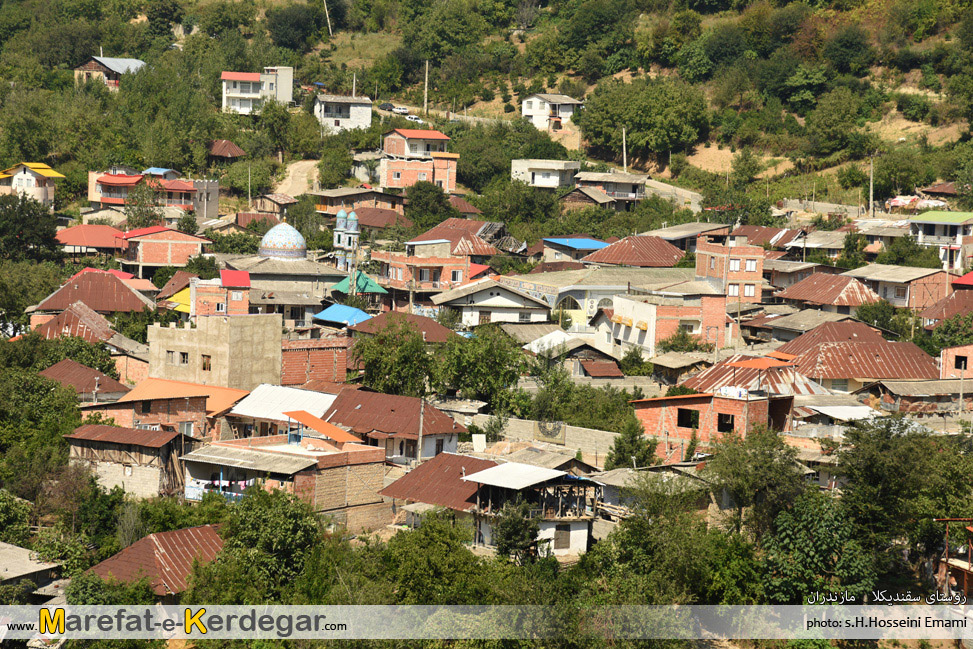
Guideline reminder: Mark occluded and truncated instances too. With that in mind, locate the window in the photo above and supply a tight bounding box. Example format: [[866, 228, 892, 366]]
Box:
[[136, 401, 148, 415], [554, 524, 570, 550], [418, 173, 427, 181], [231, 291, 242, 301], [837, 305, 850, 315], [519, 311, 531, 323], [894, 286, 908, 299], [419, 269, 431, 282], [166, 350, 175, 364], [745, 259, 757, 272], [525, 100, 533, 110], [676, 408, 700, 429], [479, 311, 491, 324], [178, 421, 194, 436], [451, 270, 462, 282], [717, 413, 735, 433], [729, 258, 741, 272], [435, 438, 444, 455], [202, 355, 212, 372], [179, 352, 189, 365], [216, 302, 226, 313], [830, 378, 849, 392], [709, 256, 715, 270], [392, 172, 401, 180], [728, 284, 739, 297], [744, 284, 755, 297], [124, 465, 133, 476], [679, 320, 701, 334], [956, 355, 968, 370]]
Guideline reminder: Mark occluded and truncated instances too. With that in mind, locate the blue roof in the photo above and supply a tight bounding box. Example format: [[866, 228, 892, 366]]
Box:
[[543, 238, 608, 250], [142, 167, 175, 175], [313, 304, 372, 326]]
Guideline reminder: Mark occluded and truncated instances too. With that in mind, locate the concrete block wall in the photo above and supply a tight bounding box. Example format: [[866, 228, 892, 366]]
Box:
[[91, 462, 162, 499], [341, 502, 393, 534]]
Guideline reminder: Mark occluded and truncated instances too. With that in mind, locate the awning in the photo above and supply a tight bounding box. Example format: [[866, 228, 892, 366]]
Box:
[[282, 409, 360, 443], [635, 320, 648, 331], [313, 303, 371, 326]]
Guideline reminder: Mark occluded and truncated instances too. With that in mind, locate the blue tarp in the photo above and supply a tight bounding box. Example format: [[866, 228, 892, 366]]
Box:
[[312, 304, 372, 326], [542, 237, 609, 250], [142, 167, 175, 176]]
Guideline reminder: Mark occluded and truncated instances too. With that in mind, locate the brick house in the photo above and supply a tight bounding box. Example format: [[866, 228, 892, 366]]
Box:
[[190, 270, 251, 317], [920, 271, 973, 329], [774, 273, 880, 316], [379, 129, 458, 192], [372, 241, 478, 313], [65, 424, 196, 498], [117, 226, 210, 278], [80, 378, 249, 441], [87, 171, 218, 217], [695, 235, 765, 303], [28, 272, 155, 329], [841, 264, 956, 311], [281, 336, 353, 385], [632, 391, 794, 463], [941, 343, 973, 380]]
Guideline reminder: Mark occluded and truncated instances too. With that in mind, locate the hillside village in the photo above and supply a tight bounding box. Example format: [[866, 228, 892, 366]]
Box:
[[5, 0, 973, 639]]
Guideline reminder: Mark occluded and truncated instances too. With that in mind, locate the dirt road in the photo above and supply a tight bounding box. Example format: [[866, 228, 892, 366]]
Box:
[[275, 159, 318, 197]]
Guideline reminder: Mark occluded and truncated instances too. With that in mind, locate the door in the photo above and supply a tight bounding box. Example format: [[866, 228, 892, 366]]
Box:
[[479, 310, 491, 325], [435, 438, 444, 455], [554, 524, 570, 550]]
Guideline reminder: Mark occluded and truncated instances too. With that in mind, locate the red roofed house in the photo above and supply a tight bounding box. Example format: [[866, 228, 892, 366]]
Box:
[[56, 224, 126, 257], [775, 273, 880, 316], [220, 66, 293, 115], [117, 226, 210, 278], [380, 129, 458, 192], [209, 139, 246, 160], [40, 359, 130, 403], [372, 243, 484, 313], [86, 170, 219, 220], [921, 270, 973, 329], [776, 321, 886, 356], [28, 271, 155, 329], [88, 525, 222, 601], [695, 235, 765, 303], [580, 235, 685, 268], [792, 341, 939, 392], [188, 270, 251, 317], [66, 424, 197, 499], [348, 310, 459, 343], [730, 225, 803, 249], [941, 343, 973, 380], [324, 389, 465, 465]]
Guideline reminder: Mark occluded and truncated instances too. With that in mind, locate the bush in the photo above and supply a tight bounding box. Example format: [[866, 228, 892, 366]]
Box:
[[895, 93, 931, 122], [837, 165, 868, 189]]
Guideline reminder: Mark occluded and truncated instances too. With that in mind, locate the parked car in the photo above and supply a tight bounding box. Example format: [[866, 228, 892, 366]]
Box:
[[405, 115, 424, 124], [378, 102, 394, 111], [392, 106, 409, 115]]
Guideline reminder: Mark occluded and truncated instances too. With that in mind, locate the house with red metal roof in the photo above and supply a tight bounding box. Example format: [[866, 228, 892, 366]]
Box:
[[28, 271, 155, 329], [792, 341, 939, 392], [776, 321, 886, 356], [208, 139, 245, 160], [920, 270, 973, 329], [774, 273, 880, 316], [88, 525, 222, 601], [348, 310, 459, 342], [580, 235, 685, 268], [66, 424, 197, 499], [220, 66, 293, 115], [56, 224, 126, 256], [324, 389, 465, 465], [730, 225, 804, 249], [380, 128, 458, 192], [116, 226, 210, 278], [86, 169, 219, 219], [40, 359, 130, 403]]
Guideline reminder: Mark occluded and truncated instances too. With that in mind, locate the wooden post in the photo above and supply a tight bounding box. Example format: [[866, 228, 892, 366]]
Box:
[[423, 60, 429, 115], [322, 0, 333, 36]]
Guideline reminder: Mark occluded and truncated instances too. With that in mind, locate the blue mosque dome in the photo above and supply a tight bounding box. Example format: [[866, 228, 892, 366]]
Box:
[[335, 209, 347, 231], [259, 221, 307, 259]]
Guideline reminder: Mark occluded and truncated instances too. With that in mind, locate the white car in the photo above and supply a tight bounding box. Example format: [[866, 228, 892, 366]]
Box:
[[392, 106, 409, 115], [405, 115, 424, 124]]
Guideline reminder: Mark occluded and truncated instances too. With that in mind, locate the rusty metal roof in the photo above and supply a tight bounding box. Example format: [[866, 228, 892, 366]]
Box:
[[794, 341, 940, 380], [89, 525, 222, 595], [156, 271, 197, 300], [348, 311, 457, 343], [682, 354, 829, 395], [775, 274, 880, 307], [209, 139, 245, 158], [379, 452, 498, 511], [580, 235, 684, 267], [324, 390, 466, 439], [35, 272, 155, 314], [919, 289, 973, 323], [580, 360, 624, 377], [730, 225, 802, 248], [39, 359, 129, 396], [34, 301, 116, 343], [66, 423, 182, 449], [777, 321, 886, 356]]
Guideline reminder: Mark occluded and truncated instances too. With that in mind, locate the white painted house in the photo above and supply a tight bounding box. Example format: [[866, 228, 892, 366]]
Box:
[[221, 66, 294, 115], [510, 159, 581, 189], [313, 94, 372, 133], [521, 93, 583, 131], [431, 278, 550, 327]]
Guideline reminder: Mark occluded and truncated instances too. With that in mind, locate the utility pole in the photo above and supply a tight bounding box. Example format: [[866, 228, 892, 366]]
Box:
[[322, 0, 333, 36], [416, 398, 425, 466], [423, 60, 429, 115], [622, 126, 627, 173], [352, 72, 356, 98], [247, 161, 251, 208], [869, 154, 875, 218]]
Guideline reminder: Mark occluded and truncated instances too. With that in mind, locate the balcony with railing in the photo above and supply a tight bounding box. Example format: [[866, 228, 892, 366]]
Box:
[[916, 231, 962, 246]]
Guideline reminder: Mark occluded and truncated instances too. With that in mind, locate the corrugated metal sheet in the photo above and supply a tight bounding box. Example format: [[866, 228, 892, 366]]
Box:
[[281, 409, 361, 443], [90, 525, 222, 595], [117, 378, 248, 416], [349, 311, 457, 342], [66, 423, 181, 449], [325, 390, 465, 438], [157, 271, 197, 300], [775, 274, 880, 307], [35, 301, 116, 343], [869, 379, 968, 396], [380, 452, 497, 511], [731, 225, 802, 248], [209, 139, 245, 158], [462, 462, 565, 489], [56, 224, 125, 249], [353, 207, 412, 230], [580, 235, 683, 267], [777, 321, 886, 356], [581, 360, 624, 377], [39, 359, 130, 396], [919, 290, 973, 322], [230, 384, 336, 421], [36, 272, 155, 314], [180, 445, 317, 474], [683, 355, 830, 395], [498, 323, 564, 344], [794, 342, 939, 380]]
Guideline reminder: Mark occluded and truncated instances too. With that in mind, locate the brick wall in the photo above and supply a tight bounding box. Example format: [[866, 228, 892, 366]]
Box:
[[113, 354, 149, 385], [195, 284, 249, 316], [910, 272, 954, 310], [382, 159, 457, 192], [132, 231, 206, 267], [941, 343, 973, 379], [383, 133, 406, 156], [281, 339, 350, 385], [30, 314, 55, 329], [342, 501, 393, 534], [695, 237, 764, 302]]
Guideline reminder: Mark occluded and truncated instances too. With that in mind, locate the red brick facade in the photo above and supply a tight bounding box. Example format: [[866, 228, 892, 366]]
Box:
[[281, 338, 352, 385], [84, 395, 214, 439], [121, 231, 208, 268], [695, 237, 765, 303], [194, 283, 249, 316], [941, 343, 973, 379], [632, 393, 792, 463], [655, 296, 729, 348], [113, 354, 149, 385], [908, 271, 955, 310], [382, 156, 458, 193]]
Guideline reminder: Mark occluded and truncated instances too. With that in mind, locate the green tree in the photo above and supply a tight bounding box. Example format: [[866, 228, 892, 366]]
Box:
[[605, 417, 656, 470], [0, 489, 31, 545], [404, 181, 461, 232], [265, 3, 325, 52], [0, 260, 60, 333], [317, 142, 354, 189], [705, 426, 806, 537], [123, 183, 163, 230], [822, 25, 873, 75], [176, 211, 198, 234], [208, 231, 259, 254], [66, 571, 157, 605], [805, 87, 862, 155], [353, 319, 434, 397], [183, 255, 219, 279], [0, 195, 59, 262], [436, 326, 524, 409], [930, 313, 973, 353], [836, 230, 867, 269], [259, 100, 291, 161], [111, 308, 181, 344], [762, 491, 876, 603], [874, 234, 941, 267], [619, 346, 653, 376], [493, 498, 540, 564], [657, 330, 713, 353], [730, 148, 762, 188], [402, 0, 488, 64]]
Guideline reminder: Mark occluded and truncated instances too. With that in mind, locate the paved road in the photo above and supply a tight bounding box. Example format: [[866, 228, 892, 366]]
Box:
[[275, 159, 318, 197], [644, 179, 703, 213], [782, 198, 892, 218]]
